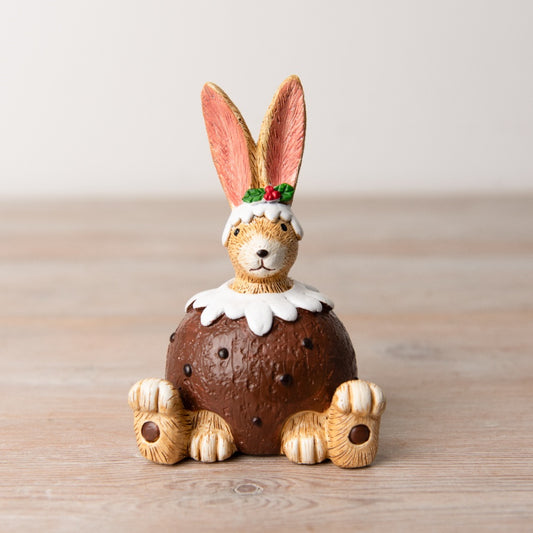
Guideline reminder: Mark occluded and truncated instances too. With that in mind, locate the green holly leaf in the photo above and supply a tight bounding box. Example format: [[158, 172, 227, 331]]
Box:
[[274, 183, 295, 203], [242, 188, 265, 203]]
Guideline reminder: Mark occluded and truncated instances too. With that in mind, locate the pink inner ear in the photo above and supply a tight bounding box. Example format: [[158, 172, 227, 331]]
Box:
[[265, 78, 306, 188], [202, 85, 253, 207]]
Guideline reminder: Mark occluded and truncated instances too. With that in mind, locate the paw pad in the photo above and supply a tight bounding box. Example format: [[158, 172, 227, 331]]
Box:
[[348, 424, 370, 445], [141, 421, 160, 443]]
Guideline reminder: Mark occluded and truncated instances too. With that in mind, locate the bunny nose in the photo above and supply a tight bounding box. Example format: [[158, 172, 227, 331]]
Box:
[[256, 249, 269, 258]]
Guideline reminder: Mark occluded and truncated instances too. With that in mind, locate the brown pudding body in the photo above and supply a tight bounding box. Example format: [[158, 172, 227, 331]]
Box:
[[165, 305, 358, 455]]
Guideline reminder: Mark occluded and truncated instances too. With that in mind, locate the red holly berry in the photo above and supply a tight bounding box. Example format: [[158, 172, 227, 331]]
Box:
[[263, 185, 279, 201], [262, 186, 273, 200]]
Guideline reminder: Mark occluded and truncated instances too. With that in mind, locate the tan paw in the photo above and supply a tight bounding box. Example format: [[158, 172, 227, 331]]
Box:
[[128, 378, 191, 464], [189, 430, 235, 462], [189, 410, 236, 463], [326, 380, 385, 468], [128, 378, 183, 415], [282, 434, 328, 464], [281, 411, 327, 465]]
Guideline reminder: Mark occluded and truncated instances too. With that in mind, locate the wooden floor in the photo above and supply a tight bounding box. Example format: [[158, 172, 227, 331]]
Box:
[[1, 196, 532, 532]]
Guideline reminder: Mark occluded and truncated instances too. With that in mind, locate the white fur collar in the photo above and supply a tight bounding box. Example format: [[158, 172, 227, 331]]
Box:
[[186, 280, 333, 336]]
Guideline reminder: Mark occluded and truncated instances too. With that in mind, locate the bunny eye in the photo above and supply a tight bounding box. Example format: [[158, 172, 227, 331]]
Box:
[[280, 223, 288, 232], [233, 228, 240, 236]]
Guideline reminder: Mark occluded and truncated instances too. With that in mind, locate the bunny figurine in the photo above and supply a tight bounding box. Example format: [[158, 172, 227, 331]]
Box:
[[128, 76, 385, 468]]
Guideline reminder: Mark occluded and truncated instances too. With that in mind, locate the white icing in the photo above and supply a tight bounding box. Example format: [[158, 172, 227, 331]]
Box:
[[222, 201, 303, 245], [186, 280, 333, 336]]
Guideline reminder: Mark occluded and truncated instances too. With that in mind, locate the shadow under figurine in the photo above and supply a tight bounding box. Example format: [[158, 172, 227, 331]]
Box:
[[128, 75, 385, 468]]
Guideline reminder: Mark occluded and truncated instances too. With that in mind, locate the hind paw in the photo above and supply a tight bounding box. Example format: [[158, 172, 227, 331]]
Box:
[[128, 378, 191, 464], [326, 380, 385, 468]]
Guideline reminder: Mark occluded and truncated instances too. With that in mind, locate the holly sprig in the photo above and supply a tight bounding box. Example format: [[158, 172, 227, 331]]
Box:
[[242, 183, 295, 203]]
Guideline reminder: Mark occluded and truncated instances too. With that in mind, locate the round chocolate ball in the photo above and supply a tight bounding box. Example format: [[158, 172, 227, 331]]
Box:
[[165, 306, 357, 455]]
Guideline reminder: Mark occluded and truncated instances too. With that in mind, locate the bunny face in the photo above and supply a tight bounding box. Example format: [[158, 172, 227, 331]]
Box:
[[227, 216, 299, 283]]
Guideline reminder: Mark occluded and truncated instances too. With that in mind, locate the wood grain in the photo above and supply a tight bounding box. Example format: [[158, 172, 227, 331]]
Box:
[[1, 196, 532, 532]]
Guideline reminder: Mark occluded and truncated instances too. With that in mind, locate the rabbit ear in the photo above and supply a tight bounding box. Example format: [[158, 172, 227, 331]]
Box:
[[201, 83, 258, 208], [256, 75, 306, 194]]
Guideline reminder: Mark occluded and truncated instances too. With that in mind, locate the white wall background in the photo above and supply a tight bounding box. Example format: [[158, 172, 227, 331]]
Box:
[[1, 0, 532, 197]]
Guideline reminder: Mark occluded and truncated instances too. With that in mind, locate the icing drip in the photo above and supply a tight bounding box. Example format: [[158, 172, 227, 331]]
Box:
[[222, 201, 303, 245], [186, 280, 333, 336]]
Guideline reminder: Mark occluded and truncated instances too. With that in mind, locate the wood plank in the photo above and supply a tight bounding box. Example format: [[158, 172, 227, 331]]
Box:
[[1, 196, 532, 532]]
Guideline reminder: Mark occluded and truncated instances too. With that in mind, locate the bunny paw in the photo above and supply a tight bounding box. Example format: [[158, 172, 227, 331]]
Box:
[[128, 378, 191, 464], [325, 380, 385, 468], [281, 411, 328, 464], [189, 411, 236, 463]]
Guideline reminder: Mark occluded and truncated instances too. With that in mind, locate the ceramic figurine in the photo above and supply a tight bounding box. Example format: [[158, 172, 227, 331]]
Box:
[[128, 75, 385, 468]]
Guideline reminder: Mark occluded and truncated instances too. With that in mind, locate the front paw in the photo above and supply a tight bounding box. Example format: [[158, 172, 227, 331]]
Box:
[[189, 430, 235, 463], [281, 411, 327, 464], [326, 380, 385, 468], [128, 378, 191, 464], [189, 411, 236, 463]]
